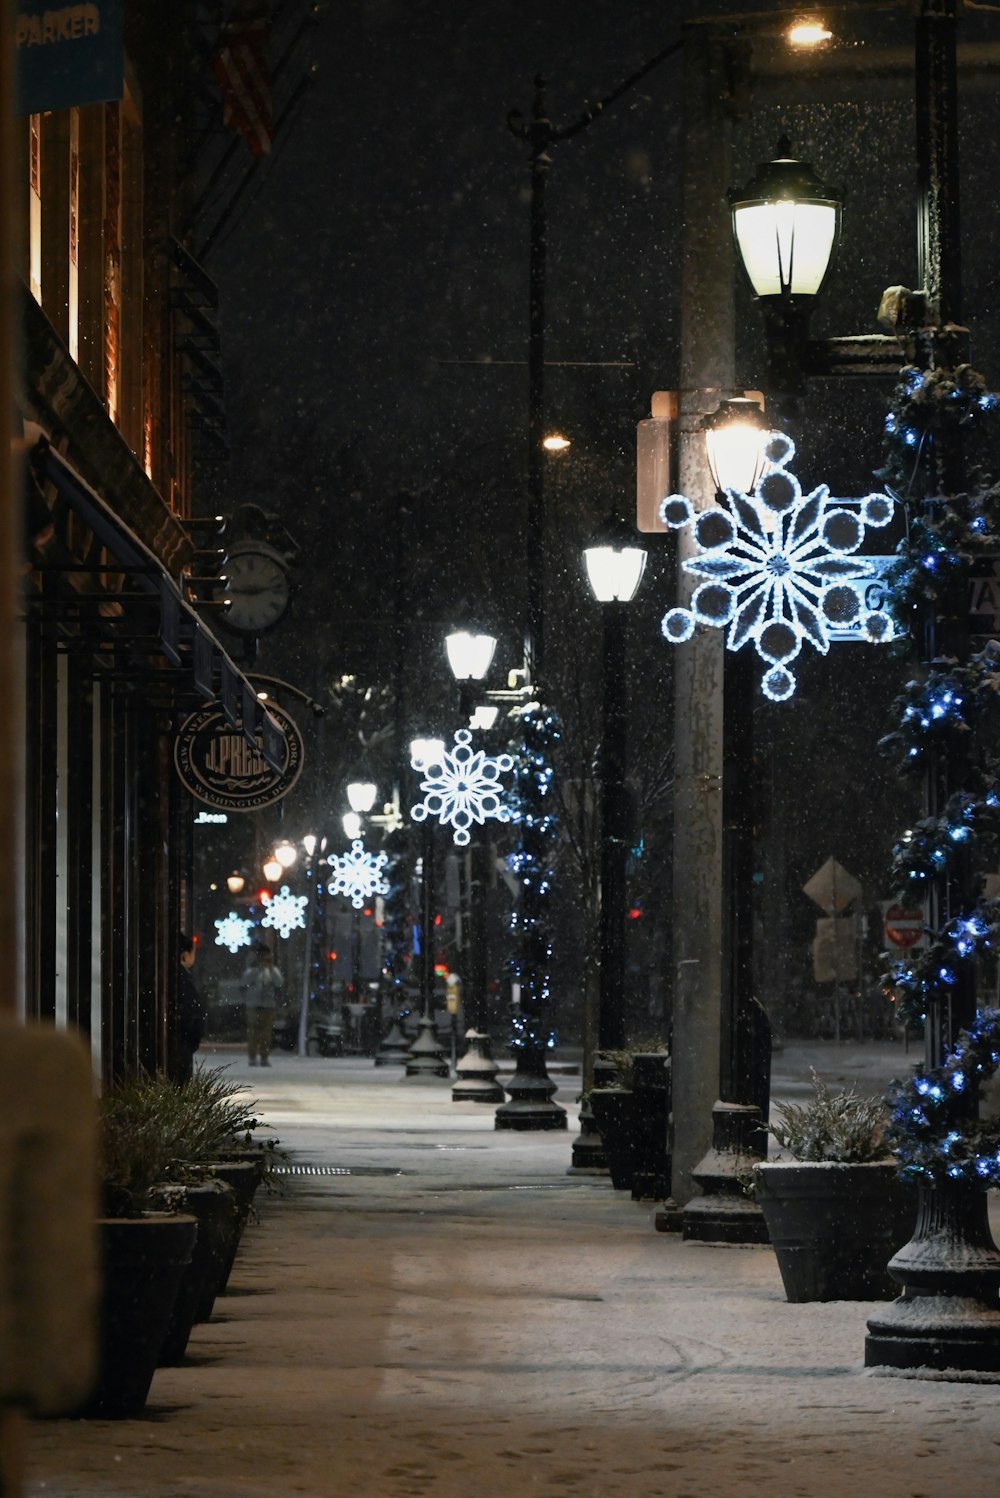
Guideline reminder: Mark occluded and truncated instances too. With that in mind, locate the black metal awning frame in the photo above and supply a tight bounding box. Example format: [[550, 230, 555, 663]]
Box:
[[26, 432, 286, 771]]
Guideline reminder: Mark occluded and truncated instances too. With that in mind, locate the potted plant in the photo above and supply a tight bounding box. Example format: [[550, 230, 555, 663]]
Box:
[[588, 1039, 670, 1197], [79, 1078, 198, 1418], [754, 1071, 915, 1302]]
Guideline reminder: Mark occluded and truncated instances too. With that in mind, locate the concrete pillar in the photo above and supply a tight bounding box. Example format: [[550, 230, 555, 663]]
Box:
[[669, 24, 739, 1205]]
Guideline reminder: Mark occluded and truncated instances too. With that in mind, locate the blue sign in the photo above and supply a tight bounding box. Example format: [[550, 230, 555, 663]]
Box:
[[15, 0, 123, 116]]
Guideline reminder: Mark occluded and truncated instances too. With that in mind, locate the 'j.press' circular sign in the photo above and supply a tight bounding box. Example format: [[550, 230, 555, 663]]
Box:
[[174, 699, 304, 812]]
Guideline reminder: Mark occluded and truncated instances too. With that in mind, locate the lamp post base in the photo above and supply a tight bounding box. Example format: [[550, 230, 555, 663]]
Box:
[[865, 1180, 1000, 1375], [374, 1017, 411, 1067], [403, 1014, 449, 1080], [682, 1101, 768, 1244], [495, 1061, 567, 1131], [452, 1030, 505, 1103], [568, 1094, 608, 1173]]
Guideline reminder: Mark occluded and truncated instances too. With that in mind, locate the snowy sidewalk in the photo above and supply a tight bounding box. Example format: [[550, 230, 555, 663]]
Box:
[[26, 1040, 1000, 1498]]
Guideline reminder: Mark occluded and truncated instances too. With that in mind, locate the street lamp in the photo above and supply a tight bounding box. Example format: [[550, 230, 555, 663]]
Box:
[[347, 781, 377, 814], [729, 138, 842, 397], [226, 870, 246, 896], [701, 397, 770, 499], [443, 628, 505, 1104], [584, 515, 646, 1053], [274, 839, 297, 870], [405, 736, 449, 1080], [262, 855, 282, 884]]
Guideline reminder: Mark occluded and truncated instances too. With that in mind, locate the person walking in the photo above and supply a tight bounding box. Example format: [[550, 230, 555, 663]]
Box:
[[176, 933, 206, 1084], [242, 942, 283, 1066]]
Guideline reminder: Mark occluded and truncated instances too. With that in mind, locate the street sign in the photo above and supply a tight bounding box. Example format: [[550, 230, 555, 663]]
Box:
[[882, 902, 924, 950], [804, 856, 862, 915]]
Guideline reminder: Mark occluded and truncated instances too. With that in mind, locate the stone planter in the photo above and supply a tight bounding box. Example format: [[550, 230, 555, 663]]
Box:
[[755, 1160, 915, 1302], [588, 1088, 635, 1191], [155, 1181, 237, 1362], [76, 1214, 198, 1417], [206, 1160, 260, 1295]]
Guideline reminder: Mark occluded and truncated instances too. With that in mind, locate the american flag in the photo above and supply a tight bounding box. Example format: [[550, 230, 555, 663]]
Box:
[[212, 3, 272, 157]]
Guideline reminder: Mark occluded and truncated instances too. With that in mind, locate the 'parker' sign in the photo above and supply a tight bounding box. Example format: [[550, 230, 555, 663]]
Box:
[[174, 700, 304, 813], [15, 0, 123, 115]]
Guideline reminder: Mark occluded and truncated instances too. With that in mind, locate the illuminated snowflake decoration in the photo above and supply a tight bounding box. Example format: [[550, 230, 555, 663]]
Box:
[[214, 911, 254, 955], [659, 432, 896, 701], [259, 884, 308, 940], [327, 839, 390, 909], [411, 728, 513, 846]]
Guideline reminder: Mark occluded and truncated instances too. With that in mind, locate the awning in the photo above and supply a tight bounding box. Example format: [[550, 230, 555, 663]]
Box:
[[26, 429, 287, 772]]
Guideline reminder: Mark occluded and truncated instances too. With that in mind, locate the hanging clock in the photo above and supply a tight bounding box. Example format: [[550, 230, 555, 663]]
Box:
[[221, 540, 291, 634]]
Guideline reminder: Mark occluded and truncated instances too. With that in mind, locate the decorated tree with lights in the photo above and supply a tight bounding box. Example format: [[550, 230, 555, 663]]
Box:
[[495, 702, 567, 1129], [867, 360, 1000, 1363]]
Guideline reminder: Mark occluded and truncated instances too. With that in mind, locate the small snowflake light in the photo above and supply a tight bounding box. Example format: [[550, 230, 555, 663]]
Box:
[[659, 432, 896, 700], [411, 728, 513, 846], [327, 839, 390, 909], [214, 911, 254, 954], [259, 884, 308, 939]]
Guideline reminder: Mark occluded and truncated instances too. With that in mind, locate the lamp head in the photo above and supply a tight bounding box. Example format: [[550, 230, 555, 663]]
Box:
[[729, 138, 841, 302], [445, 629, 497, 682], [583, 514, 648, 604], [702, 398, 770, 497], [347, 781, 377, 813]]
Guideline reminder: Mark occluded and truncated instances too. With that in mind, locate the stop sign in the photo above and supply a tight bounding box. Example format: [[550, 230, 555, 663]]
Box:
[[883, 904, 924, 949]]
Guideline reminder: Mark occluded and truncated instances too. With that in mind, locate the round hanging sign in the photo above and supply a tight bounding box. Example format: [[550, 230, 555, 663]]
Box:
[[174, 698, 304, 812]]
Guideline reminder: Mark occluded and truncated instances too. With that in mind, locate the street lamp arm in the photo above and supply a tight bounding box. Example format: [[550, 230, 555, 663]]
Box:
[[554, 36, 684, 143]]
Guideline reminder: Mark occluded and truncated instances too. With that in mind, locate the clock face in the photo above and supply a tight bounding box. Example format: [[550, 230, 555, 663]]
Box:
[[223, 546, 291, 634]]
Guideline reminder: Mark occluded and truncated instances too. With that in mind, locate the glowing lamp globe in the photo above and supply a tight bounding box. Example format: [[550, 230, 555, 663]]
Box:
[[445, 630, 496, 682], [347, 781, 377, 813], [343, 811, 362, 841], [410, 737, 445, 769], [584, 515, 647, 604], [274, 839, 297, 869], [469, 704, 499, 731], [703, 398, 770, 496], [226, 870, 246, 896], [729, 139, 841, 301], [262, 856, 282, 883], [302, 834, 317, 858]]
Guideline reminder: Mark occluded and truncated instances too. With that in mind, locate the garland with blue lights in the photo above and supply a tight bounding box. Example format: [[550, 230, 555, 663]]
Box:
[[886, 1008, 1000, 1184], [878, 362, 1000, 1180], [507, 703, 560, 1056]]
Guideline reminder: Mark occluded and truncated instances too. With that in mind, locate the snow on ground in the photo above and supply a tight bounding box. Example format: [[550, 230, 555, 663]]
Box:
[[26, 1040, 1000, 1498]]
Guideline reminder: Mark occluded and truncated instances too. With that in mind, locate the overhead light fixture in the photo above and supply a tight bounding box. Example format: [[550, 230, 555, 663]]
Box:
[[542, 433, 571, 452], [788, 20, 832, 47]]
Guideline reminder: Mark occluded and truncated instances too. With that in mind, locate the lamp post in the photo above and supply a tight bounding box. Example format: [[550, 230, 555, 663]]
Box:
[[567, 517, 646, 1172], [722, 3, 1000, 1370], [729, 139, 841, 400], [583, 516, 647, 1057], [681, 400, 773, 1244], [443, 628, 505, 1104], [405, 737, 449, 1080]]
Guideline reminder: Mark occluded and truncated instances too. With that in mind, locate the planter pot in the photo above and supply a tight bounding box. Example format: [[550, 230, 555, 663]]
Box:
[[206, 1160, 260, 1293], [588, 1088, 636, 1190], [154, 1181, 237, 1363], [755, 1160, 915, 1302], [629, 1053, 672, 1202], [77, 1214, 198, 1418]]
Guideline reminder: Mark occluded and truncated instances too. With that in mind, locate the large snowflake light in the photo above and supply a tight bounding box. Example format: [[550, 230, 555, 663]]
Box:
[[259, 884, 308, 939], [327, 839, 390, 909], [411, 728, 513, 846], [659, 432, 896, 701], [214, 911, 253, 954]]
